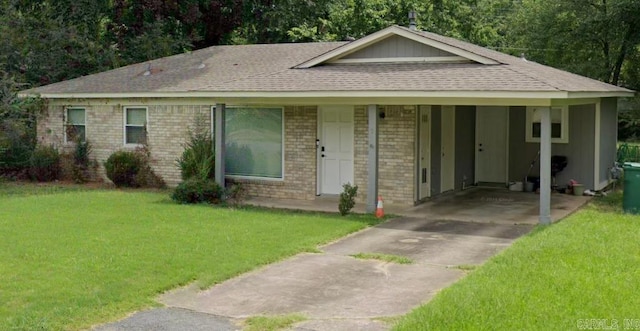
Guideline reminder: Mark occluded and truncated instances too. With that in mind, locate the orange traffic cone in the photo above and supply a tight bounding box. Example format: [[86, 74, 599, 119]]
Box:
[[375, 195, 384, 218]]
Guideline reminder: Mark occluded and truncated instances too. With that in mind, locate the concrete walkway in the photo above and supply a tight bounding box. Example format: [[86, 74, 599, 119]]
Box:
[[96, 216, 534, 331]]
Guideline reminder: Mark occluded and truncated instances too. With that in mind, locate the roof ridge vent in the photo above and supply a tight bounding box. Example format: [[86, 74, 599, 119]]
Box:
[[143, 63, 152, 76]]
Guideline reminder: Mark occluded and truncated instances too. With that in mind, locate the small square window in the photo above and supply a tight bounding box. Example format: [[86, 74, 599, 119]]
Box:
[[65, 107, 86, 142], [526, 106, 568, 143], [124, 107, 147, 145]]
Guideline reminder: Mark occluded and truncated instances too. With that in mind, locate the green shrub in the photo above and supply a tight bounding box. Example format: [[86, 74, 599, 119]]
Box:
[[171, 178, 223, 204], [28, 145, 61, 182], [71, 139, 93, 183], [104, 150, 142, 187], [224, 183, 247, 207], [177, 129, 214, 181], [0, 119, 35, 172], [338, 183, 358, 216], [133, 146, 166, 188]]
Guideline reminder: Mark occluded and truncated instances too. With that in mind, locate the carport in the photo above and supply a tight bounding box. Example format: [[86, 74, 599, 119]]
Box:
[[246, 187, 591, 224]]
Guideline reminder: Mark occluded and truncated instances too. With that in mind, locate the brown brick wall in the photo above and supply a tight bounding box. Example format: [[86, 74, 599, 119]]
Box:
[[353, 106, 368, 203], [378, 105, 416, 205], [147, 105, 211, 185], [38, 101, 211, 186], [235, 106, 317, 200], [353, 105, 416, 206], [37, 101, 415, 205]]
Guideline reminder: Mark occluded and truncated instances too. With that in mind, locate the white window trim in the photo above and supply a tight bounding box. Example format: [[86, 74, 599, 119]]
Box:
[[221, 106, 285, 181], [525, 106, 569, 144], [64, 107, 86, 144], [123, 106, 149, 147]]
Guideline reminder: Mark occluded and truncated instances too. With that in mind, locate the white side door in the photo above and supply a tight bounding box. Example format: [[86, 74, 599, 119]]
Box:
[[476, 106, 509, 184], [441, 106, 455, 193], [319, 106, 354, 194], [419, 106, 431, 199]]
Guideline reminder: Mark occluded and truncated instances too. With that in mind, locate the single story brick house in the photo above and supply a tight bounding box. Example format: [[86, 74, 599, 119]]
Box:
[[23, 25, 634, 223]]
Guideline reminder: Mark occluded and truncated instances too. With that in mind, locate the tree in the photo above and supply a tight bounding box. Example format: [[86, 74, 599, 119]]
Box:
[[506, 0, 640, 88], [1, 1, 117, 86], [0, 71, 44, 172]]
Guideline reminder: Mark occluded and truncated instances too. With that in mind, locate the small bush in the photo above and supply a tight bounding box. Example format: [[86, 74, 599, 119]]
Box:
[[29, 145, 61, 182], [178, 129, 214, 181], [0, 119, 35, 172], [104, 150, 142, 187], [134, 146, 166, 188], [225, 183, 247, 207], [171, 178, 223, 204], [338, 183, 358, 216], [71, 139, 93, 183], [104, 148, 165, 188]]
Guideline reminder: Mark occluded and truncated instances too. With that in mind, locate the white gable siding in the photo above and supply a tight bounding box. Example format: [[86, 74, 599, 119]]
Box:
[[342, 35, 454, 59]]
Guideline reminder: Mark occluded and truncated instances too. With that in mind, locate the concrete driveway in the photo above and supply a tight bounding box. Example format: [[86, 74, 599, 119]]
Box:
[[96, 216, 534, 331]]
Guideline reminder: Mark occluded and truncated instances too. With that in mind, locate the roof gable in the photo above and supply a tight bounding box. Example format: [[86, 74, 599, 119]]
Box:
[[295, 25, 500, 68]]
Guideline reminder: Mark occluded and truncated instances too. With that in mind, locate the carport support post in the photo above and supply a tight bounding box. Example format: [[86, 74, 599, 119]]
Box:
[[367, 104, 379, 213], [539, 107, 552, 224], [215, 103, 226, 187]]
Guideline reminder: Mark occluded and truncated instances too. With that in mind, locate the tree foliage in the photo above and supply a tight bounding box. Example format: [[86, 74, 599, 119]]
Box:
[[1, 0, 639, 146], [2, 0, 638, 90], [0, 72, 44, 172], [507, 0, 640, 88]]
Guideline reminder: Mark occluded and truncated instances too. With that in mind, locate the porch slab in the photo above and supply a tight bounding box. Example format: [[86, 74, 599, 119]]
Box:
[[245, 187, 591, 225], [402, 188, 591, 225]]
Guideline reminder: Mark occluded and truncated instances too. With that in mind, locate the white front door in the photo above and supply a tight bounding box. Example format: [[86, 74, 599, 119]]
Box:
[[441, 106, 455, 193], [419, 106, 431, 199], [319, 106, 354, 194], [476, 106, 509, 183]]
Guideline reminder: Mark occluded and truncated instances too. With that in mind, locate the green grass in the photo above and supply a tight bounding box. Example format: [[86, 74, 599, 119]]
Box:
[[394, 192, 640, 330], [244, 314, 306, 331], [0, 181, 97, 196], [351, 252, 413, 264], [0, 184, 380, 330]]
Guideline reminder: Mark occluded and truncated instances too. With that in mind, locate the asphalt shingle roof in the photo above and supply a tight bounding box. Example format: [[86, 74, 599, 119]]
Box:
[[25, 26, 632, 96]]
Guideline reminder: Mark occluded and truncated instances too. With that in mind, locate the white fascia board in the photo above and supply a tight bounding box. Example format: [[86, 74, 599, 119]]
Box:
[[33, 90, 569, 101], [37, 91, 574, 108], [567, 91, 635, 99], [295, 26, 499, 68], [24, 89, 634, 102]]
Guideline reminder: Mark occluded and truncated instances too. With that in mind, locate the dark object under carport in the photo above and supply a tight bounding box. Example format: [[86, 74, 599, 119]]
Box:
[[623, 163, 640, 214]]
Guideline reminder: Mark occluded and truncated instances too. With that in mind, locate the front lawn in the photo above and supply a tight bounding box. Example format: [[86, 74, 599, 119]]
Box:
[[0, 184, 378, 330], [394, 193, 640, 330]]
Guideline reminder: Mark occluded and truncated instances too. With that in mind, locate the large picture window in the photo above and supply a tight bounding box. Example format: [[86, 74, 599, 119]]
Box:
[[526, 106, 568, 143], [124, 107, 147, 145], [225, 107, 283, 179], [65, 107, 85, 142]]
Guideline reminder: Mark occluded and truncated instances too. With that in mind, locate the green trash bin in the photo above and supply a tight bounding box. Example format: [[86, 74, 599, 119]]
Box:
[[623, 162, 640, 214]]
